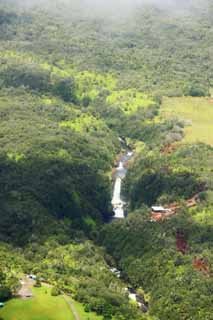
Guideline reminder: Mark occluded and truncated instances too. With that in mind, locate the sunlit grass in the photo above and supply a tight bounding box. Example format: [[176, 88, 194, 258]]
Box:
[[161, 97, 213, 146], [192, 208, 213, 226], [0, 50, 117, 103], [75, 70, 117, 100], [107, 89, 154, 114], [0, 287, 104, 320], [0, 287, 74, 320], [73, 299, 103, 320], [60, 115, 106, 133]]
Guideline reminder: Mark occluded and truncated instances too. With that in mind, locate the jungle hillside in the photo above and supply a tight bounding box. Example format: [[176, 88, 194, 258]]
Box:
[[0, 1, 212, 320]]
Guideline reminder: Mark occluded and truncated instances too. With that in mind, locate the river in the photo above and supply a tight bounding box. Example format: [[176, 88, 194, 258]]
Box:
[[110, 149, 149, 312]]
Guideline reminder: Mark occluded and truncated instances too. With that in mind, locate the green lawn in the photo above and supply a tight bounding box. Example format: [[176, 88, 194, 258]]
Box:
[[73, 300, 103, 320], [0, 287, 102, 320], [0, 287, 74, 320], [161, 97, 213, 146]]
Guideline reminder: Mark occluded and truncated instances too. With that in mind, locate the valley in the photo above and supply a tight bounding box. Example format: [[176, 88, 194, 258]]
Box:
[[0, 1, 212, 320]]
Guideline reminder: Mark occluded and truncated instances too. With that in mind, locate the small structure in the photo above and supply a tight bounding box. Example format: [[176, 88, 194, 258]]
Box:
[[151, 206, 170, 213], [0, 302, 4, 308], [151, 206, 173, 222]]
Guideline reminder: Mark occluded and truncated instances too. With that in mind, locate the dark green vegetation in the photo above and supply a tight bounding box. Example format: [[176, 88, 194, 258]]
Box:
[[125, 144, 212, 208], [0, 241, 145, 320], [101, 210, 213, 320], [102, 142, 213, 319], [0, 89, 117, 245], [0, 0, 213, 319], [0, 244, 22, 302]]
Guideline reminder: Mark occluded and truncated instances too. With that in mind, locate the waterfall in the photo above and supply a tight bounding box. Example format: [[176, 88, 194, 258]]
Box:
[[111, 151, 133, 219]]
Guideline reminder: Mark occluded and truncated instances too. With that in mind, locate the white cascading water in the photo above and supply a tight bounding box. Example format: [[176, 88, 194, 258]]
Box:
[[111, 177, 124, 218], [111, 161, 127, 218]]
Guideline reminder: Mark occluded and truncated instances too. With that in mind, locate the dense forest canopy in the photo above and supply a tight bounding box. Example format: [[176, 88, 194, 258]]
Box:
[[1, 0, 213, 95], [0, 0, 212, 319]]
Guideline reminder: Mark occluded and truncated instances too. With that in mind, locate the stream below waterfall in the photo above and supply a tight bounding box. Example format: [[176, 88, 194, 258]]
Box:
[[110, 147, 149, 312]]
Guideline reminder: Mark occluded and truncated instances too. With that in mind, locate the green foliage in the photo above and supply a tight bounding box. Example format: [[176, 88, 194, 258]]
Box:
[[52, 78, 76, 103], [0, 287, 77, 320], [183, 83, 210, 97], [51, 287, 60, 296], [0, 89, 118, 245], [106, 90, 154, 115], [34, 279, 42, 288], [101, 142, 213, 320], [22, 240, 141, 319], [0, 287, 12, 302], [124, 144, 210, 209], [101, 211, 213, 320], [0, 243, 22, 301], [0, 2, 212, 320]]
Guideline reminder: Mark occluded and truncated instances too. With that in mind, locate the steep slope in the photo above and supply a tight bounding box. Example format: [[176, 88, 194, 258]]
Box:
[[0, 1, 212, 320]]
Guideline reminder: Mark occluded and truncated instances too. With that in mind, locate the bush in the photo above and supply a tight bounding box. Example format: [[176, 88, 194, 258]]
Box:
[[198, 191, 207, 201], [82, 96, 91, 107], [2, 65, 50, 92], [51, 286, 60, 296], [52, 78, 76, 102], [183, 84, 209, 97], [84, 304, 92, 312], [0, 286, 12, 302], [34, 279, 42, 288]]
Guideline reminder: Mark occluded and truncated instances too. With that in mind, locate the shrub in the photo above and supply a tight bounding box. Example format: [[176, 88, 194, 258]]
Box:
[[51, 286, 60, 296], [0, 286, 12, 302], [183, 84, 209, 97], [34, 279, 42, 288], [82, 96, 91, 107], [52, 78, 76, 102]]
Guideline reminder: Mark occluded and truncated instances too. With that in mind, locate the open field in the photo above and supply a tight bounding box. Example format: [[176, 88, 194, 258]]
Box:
[[161, 97, 213, 146], [0, 287, 103, 320], [0, 287, 74, 320]]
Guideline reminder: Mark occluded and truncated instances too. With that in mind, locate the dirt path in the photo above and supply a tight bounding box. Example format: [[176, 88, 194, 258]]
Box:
[[18, 276, 34, 299], [63, 295, 80, 320]]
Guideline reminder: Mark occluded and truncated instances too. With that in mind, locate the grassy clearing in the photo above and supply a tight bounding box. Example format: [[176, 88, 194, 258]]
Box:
[[0, 287, 103, 320], [0, 287, 74, 320], [161, 97, 213, 146]]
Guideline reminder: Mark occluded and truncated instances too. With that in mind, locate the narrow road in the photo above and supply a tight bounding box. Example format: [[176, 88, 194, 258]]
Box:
[[63, 294, 80, 320], [18, 275, 33, 299]]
